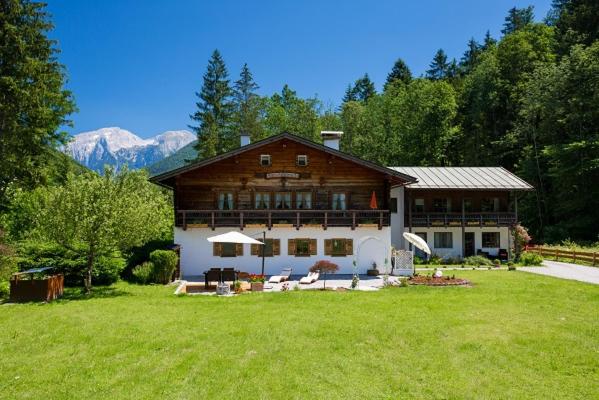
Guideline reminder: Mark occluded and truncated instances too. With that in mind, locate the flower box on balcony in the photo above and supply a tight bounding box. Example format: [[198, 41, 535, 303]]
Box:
[[245, 223, 266, 228], [304, 223, 322, 228], [188, 223, 209, 228], [273, 223, 294, 228], [359, 223, 378, 228]]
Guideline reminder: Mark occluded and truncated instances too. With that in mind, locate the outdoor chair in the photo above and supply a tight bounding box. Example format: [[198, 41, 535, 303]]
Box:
[[203, 268, 221, 287], [299, 270, 319, 284], [221, 268, 238, 283], [268, 267, 292, 283]]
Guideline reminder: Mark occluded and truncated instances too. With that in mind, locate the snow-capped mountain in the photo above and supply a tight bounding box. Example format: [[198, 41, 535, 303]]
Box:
[[64, 127, 195, 172]]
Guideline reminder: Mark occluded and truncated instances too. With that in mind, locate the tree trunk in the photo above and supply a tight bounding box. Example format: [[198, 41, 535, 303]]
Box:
[[84, 251, 95, 294]]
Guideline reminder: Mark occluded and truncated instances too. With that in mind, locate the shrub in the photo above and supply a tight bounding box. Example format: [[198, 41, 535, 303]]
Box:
[[16, 241, 125, 286], [442, 257, 462, 265], [519, 251, 543, 266], [413, 256, 425, 265], [429, 254, 443, 265], [0, 230, 17, 298], [493, 259, 501, 265], [149, 250, 178, 284], [132, 262, 154, 284], [463, 256, 493, 266], [123, 239, 173, 281], [310, 260, 339, 289]]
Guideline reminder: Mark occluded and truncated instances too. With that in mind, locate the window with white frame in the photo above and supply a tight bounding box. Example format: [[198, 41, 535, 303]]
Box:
[[218, 192, 234, 210], [275, 192, 291, 209], [434, 232, 453, 248], [260, 154, 271, 166], [332, 193, 346, 210], [296, 155, 308, 166], [255, 192, 270, 209]]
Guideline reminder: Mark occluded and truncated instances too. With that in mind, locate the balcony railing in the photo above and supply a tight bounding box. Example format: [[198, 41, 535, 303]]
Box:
[[408, 212, 516, 228], [176, 209, 390, 230]]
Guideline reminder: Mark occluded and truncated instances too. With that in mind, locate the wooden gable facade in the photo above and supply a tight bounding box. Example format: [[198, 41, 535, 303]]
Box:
[[151, 133, 415, 230]]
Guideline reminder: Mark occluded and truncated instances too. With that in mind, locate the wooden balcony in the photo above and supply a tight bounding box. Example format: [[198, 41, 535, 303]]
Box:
[[408, 212, 516, 228], [176, 209, 390, 230]]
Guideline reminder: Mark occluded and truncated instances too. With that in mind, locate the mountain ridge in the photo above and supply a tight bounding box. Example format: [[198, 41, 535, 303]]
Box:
[[64, 127, 195, 172]]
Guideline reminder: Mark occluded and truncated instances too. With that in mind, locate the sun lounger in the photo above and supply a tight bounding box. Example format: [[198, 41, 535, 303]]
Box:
[[299, 271, 319, 284], [268, 268, 292, 283]]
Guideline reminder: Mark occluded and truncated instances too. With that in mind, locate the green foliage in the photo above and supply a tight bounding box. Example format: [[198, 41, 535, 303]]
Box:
[[463, 256, 494, 266], [0, 0, 76, 208], [16, 241, 125, 286], [191, 49, 234, 158], [0, 230, 17, 298], [149, 250, 178, 284], [519, 252, 544, 266], [132, 262, 154, 284], [426, 49, 450, 80], [502, 6, 534, 35], [31, 168, 172, 291], [385, 58, 412, 89]]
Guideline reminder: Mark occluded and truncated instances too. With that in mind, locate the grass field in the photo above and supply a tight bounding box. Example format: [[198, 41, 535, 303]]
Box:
[[1, 271, 598, 399]]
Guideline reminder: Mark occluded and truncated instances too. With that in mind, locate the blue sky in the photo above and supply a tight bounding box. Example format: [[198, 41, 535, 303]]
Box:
[[49, 0, 552, 139]]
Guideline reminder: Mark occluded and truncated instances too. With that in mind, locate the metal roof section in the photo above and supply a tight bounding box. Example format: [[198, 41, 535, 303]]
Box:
[[389, 167, 533, 190]]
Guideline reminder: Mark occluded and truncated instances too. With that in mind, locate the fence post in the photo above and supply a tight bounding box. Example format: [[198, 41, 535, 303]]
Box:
[[573, 250, 576, 263], [593, 252, 596, 267], [555, 248, 558, 261]]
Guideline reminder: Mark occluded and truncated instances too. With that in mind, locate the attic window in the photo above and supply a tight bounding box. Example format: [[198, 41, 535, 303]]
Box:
[[296, 155, 308, 166], [260, 154, 271, 166]]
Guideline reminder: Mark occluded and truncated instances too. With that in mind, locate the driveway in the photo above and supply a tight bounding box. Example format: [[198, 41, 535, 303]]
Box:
[[520, 260, 599, 285]]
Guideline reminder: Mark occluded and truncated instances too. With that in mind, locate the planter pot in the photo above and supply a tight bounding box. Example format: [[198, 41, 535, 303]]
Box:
[[359, 224, 378, 228], [273, 224, 293, 228], [188, 223, 208, 228], [366, 269, 379, 276], [251, 282, 264, 292], [245, 223, 266, 228]]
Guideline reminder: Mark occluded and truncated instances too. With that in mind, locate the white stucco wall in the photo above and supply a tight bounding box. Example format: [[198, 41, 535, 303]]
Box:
[[401, 226, 510, 259], [390, 186, 405, 251], [175, 226, 392, 277]]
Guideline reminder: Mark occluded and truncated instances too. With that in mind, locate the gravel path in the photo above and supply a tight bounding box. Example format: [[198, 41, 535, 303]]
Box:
[[519, 260, 599, 285]]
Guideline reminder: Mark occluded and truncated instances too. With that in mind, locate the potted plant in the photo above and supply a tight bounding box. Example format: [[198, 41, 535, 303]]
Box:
[[233, 280, 242, 294], [493, 259, 501, 268], [367, 262, 379, 276], [507, 261, 516, 271], [249, 274, 265, 291]]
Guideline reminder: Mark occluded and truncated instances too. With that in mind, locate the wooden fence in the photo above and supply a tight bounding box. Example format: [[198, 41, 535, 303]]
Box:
[[526, 246, 597, 266]]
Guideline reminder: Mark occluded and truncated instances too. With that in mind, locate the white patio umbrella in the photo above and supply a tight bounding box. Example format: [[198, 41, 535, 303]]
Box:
[[403, 232, 431, 275], [403, 232, 431, 255], [207, 231, 265, 275], [207, 231, 264, 245]]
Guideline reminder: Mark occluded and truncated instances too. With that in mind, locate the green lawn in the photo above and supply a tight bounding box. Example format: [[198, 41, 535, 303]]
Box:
[[1, 272, 598, 399]]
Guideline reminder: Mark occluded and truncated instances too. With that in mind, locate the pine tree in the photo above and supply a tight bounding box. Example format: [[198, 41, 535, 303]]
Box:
[[501, 6, 534, 35], [0, 0, 76, 207], [426, 49, 449, 80], [460, 38, 482, 74], [190, 49, 233, 159], [232, 63, 262, 143], [384, 58, 412, 90], [352, 74, 376, 102], [482, 30, 497, 50], [341, 84, 357, 103]]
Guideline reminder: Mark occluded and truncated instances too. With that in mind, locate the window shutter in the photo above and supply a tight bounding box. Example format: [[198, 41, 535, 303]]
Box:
[[236, 243, 243, 256], [309, 239, 317, 255], [345, 239, 353, 255], [251, 244, 258, 256], [273, 239, 280, 255], [324, 239, 332, 256], [213, 243, 222, 256], [288, 239, 296, 255]]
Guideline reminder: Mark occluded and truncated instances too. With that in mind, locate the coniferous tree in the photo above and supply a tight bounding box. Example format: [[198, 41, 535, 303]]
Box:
[[232, 63, 263, 143], [384, 58, 412, 90], [550, 0, 599, 54], [190, 49, 234, 159], [341, 84, 357, 103], [501, 6, 534, 35], [426, 49, 450, 80], [460, 38, 482, 74], [352, 74, 376, 102], [0, 0, 76, 207], [482, 30, 497, 50]]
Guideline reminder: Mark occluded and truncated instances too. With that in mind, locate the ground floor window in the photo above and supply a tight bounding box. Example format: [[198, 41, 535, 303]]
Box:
[[288, 238, 316, 257], [482, 232, 500, 248], [251, 239, 280, 257], [213, 242, 242, 257], [434, 232, 453, 248], [324, 238, 353, 257]]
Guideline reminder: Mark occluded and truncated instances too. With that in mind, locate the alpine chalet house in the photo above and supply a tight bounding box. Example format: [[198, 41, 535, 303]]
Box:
[[150, 132, 532, 276]]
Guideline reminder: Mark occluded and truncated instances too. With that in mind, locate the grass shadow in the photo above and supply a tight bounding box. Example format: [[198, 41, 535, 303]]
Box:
[[59, 285, 131, 302]]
